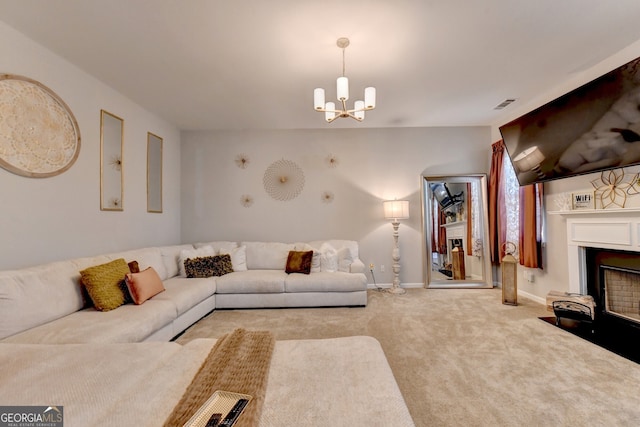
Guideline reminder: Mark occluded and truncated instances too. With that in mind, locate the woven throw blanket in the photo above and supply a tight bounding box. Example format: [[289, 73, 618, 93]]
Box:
[[164, 328, 275, 427]]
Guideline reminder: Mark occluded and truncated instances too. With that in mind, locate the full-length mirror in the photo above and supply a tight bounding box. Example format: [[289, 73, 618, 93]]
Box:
[[147, 132, 163, 213], [422, 174, 492, 288], [100, 110, 123, 211]]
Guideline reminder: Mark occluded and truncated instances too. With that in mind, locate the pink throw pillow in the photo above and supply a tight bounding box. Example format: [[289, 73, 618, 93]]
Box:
[[125, 267, 165, 305]]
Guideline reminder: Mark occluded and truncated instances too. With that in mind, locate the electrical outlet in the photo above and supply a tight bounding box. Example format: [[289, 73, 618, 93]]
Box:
[[380, 265, 385, 272]]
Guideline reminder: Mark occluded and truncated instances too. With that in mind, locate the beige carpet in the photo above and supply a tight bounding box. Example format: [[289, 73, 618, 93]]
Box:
[[175, 288, 640, 426]]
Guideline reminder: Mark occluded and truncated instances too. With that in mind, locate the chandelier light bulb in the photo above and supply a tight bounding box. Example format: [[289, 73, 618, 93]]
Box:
[[354, 100, 365, 120], [365, 87, 376, 109], [325, 102, 336, 122], [337, 76, 349, 101], [314, 88, 325, 110]]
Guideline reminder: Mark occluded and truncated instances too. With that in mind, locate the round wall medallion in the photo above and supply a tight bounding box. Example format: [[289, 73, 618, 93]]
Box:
[[263, 159, 305, 201], [0, 74, 81, 178]]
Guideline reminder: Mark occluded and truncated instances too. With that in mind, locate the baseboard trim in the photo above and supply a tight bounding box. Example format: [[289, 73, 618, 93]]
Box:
[[518, 289, 545, 305], [367, 282, 424, 289]]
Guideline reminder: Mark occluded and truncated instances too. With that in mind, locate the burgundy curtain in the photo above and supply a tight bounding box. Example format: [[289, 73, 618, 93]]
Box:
[[466, 183, 472, 255], [431, 195, 438, 253], [519, 183, 544, 268], [489, 139, 544, 268], [438, 208, 447, 254], [488, 140, 506, 264], [430, 194, 448, 254]]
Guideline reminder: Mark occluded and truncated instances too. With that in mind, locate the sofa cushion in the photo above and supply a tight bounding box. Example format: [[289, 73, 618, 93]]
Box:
[[178, 246, 215, 277], [308, 240, 360, 260], [295, 243, 321, 273], [319, 243, 339, 273], [0, 268, 73, 340], [106, 247, 167, 281], [1, 299, 177, 344], [215, 270, 286, 294], [308, 240, 360, 273], [337, 247, 354, 273], [125, 267, 165, 305], [285, 272, 367, 293], [285, 251, 313, 275], [80, 258, 131, 312], [219, 245, 247, 272], [243, 242, 295, 270], [153, 276, 217, 316], [158, 244, 195, 278], [184, 255, 233, 278], [193, 241, 239, 253]]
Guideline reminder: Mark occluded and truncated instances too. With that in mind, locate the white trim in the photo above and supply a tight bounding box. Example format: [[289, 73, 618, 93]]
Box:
[[517, 289, 545, 305], [367, 282, 424, 289], [559, 210, 640, 294]]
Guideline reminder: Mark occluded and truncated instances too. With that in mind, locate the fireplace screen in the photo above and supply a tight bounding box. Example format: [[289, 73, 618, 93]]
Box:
[[603, 265, 640, 324]]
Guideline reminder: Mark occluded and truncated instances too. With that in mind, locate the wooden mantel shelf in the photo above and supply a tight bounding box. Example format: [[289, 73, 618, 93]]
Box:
[[548, 208, 640, 216]]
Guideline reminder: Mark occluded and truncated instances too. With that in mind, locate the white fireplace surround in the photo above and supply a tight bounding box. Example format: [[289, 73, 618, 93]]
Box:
[[555, 209, 640, 294]]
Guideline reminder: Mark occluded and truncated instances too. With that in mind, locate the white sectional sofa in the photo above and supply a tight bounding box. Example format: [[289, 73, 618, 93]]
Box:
[[0, 239, 367, 344], [0, 240, 415, 426]]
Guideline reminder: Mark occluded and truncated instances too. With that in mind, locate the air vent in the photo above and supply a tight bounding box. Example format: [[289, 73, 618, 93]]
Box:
[[494, 98, 516, 110]]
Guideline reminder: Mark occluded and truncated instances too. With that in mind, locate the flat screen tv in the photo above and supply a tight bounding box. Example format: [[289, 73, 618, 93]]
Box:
[[499, 55, 640, 186]]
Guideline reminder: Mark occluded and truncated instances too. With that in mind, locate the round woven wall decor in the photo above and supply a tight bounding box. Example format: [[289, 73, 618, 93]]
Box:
[[263, 159, 305, 201], [0, 74, 81, 178]]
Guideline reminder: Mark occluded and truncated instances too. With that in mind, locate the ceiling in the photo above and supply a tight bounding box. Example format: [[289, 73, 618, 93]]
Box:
[[3, 0, 640, 131]]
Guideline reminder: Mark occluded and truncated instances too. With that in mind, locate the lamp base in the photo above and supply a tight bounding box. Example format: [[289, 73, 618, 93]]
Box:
[[385, 286, 406, 295]]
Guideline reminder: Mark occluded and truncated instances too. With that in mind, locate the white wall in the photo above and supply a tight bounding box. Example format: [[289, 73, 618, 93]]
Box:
[[491, 38, 640, 302], [181, 126, 491, 285], [0, 21, 182, 269]]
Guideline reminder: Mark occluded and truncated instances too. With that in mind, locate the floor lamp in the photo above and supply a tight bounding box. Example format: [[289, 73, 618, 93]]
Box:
[[383, 200, 410, 294]]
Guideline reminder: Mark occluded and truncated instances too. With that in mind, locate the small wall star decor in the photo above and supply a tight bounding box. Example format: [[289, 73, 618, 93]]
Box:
[[321, 191, 335, 203], [109, 155, 122, 171], [240, 194, 254, 207], [235, 154, 250, 169], [591, 168, 639, 209], [326, 154, 339, 168]]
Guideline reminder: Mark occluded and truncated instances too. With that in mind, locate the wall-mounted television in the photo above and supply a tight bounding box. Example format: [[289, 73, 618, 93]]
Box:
[[500, 56, 640, 186]]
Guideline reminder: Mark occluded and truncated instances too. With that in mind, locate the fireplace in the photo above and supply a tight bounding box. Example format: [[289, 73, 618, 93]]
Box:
[[585, 247, 640, 327], [558, 209, 640, 361]]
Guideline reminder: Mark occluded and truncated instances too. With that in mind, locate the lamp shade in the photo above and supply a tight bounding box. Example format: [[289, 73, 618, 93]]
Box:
[[383, 200, 410, 220], [513, 145, 545, 172]]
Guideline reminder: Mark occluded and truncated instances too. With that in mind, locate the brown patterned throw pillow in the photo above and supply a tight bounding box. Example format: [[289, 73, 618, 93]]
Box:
[[184, 254, 233, 278], [285, 250, 313, 274]]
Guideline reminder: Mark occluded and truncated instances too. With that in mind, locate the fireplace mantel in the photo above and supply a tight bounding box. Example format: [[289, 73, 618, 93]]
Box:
[[551, 208, 640, 293], [548, 208, 640, 217]]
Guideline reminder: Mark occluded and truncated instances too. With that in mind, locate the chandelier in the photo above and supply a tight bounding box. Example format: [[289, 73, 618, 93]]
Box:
[[313, 37, 376, 123]]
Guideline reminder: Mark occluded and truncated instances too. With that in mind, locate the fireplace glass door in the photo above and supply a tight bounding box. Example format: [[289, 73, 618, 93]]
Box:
[[602, 265, 640, 324]]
